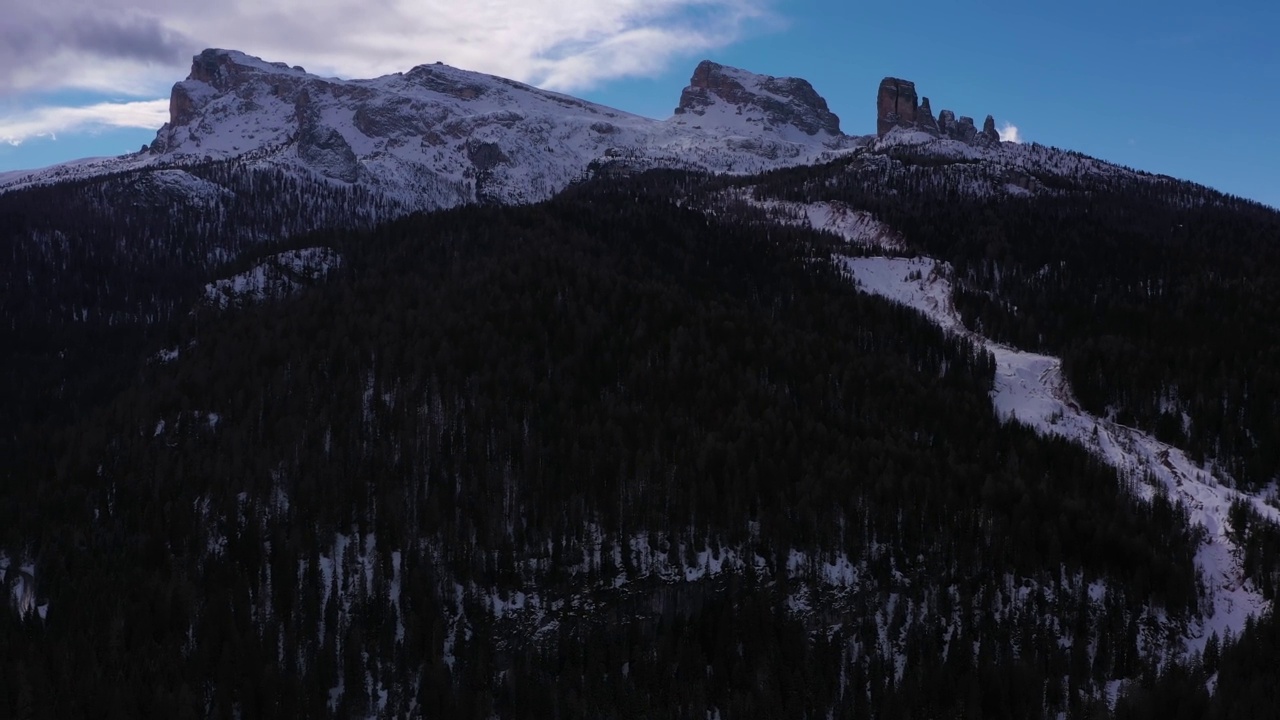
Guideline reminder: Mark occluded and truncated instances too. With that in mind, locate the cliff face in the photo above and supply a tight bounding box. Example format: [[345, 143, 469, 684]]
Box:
[[876, 76, 1001, 146], [876, 78, 919, 136]]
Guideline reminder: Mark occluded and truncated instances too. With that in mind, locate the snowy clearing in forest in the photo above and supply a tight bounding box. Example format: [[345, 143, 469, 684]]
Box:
[[842, 254, 1279, 655]]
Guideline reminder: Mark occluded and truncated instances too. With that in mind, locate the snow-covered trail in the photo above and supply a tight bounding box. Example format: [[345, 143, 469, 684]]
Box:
[[842, 255, 1279, 654]]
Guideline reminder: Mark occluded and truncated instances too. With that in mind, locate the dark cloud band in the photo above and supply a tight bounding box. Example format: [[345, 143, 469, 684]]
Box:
[[0, 9, 191, 90]]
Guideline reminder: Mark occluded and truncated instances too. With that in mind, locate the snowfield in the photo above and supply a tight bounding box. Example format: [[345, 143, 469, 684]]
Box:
[[842, 254, 1279, 655]]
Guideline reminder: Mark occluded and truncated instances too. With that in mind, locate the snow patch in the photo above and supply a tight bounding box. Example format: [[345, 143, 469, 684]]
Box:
[[4, 559, 39, 618], [735, 194, 904, 250]]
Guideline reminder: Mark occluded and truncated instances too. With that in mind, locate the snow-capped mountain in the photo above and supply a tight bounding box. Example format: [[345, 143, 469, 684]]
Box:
[[670, 60, 843, 140], [0, 49, 860, 208], [0, 49, 1166, 215]]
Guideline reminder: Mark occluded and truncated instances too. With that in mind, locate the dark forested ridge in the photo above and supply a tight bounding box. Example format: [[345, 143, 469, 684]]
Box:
[[0, 161, 1278, 718], [0, 162, 407, 476]]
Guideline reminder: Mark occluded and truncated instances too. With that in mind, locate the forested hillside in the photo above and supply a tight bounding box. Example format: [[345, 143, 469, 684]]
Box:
[[746, 148, 1280, 486], [1, 160, 1279, 718], [0, 162, 407, 473]]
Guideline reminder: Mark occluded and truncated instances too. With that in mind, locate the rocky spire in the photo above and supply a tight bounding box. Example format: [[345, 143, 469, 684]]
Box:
[[917, 97, 940, 136], [876, 78, 919, 136], [980, 115, 1001, 145]]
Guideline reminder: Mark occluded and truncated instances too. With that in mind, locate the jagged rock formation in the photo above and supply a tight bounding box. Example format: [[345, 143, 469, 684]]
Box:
[[981, 115, 1001, 145], [917, 97, 940, 135], [877, 76, 1001, 146], [937, 109, 955, 136]]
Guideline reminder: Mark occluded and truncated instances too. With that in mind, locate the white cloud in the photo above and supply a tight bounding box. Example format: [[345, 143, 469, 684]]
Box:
[[998, 121, 1021, 143], [0, 99, 169, 145], [2, 0, 771, 96]]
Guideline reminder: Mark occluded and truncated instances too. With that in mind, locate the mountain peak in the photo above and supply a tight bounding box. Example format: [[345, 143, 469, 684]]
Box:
[[188, 48, 309, 88], [166, 49, 313, 129], [673, 60, 841, 137]]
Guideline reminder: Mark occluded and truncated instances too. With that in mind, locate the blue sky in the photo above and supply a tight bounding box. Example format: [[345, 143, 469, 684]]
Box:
[[2, 0, 1277, 208]]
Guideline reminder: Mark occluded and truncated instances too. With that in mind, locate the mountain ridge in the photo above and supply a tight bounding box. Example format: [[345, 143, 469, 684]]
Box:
[[0, 49, 862, 208], [1, 49, 1191, 219]]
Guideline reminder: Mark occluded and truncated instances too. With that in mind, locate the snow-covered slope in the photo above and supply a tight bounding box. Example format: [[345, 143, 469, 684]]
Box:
[[842, 253, 1279, 655], [0, 49, 858, 209], [867, 126, 1155, 195], [727, 192, 905, 250]]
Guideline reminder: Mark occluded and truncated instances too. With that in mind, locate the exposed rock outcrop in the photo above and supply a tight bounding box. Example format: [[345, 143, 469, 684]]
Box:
[[167, 84, 198, 129], [937, 109, 955, 137], [876, 78, 919, 136], [298, 124, 360, 183], [876, 76, 1002, 147], [917, 97, 940, 135], [675, 60, 842, 136], [981, 115, 1001, 145]]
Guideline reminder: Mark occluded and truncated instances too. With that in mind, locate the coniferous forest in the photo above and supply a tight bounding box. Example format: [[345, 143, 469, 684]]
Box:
[[2, 157, 1280, 718]]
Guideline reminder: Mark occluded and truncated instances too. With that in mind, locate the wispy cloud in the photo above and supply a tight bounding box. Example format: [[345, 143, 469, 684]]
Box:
[[1, 0, 771, 95], [0, 100, 169, 145], [998, 122, 1022, 143]]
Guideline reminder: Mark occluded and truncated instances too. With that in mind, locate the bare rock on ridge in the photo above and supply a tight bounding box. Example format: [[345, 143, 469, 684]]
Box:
[[876, 78, 919, 136], [676, 60, 843, 136]]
